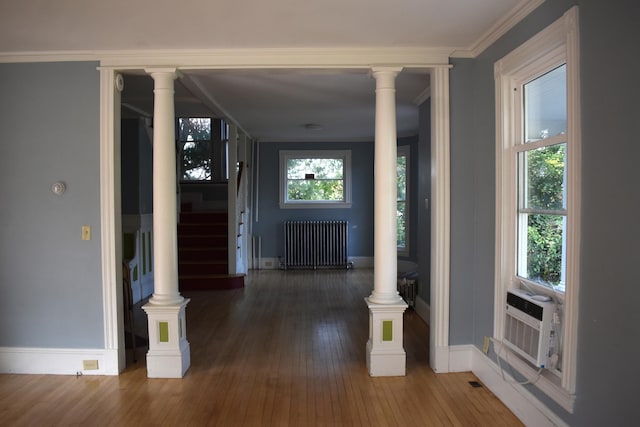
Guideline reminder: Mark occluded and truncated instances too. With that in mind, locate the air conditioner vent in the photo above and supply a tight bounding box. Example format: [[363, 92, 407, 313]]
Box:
[[503, 288, 555, 368]]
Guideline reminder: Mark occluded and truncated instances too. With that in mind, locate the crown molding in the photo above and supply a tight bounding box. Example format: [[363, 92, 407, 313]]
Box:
[[451, 0, 545, 58], [413, 87, 431, 106]]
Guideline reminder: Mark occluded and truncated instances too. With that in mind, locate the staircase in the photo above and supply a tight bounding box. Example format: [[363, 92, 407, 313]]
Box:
[[178, 210, 244, 291]]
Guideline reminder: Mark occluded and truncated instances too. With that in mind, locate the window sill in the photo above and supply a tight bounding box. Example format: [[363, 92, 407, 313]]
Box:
[[280, 202, 352, 209]]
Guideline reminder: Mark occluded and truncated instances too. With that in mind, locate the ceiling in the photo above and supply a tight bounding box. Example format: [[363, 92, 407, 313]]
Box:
[[0, 0, 539, 142]]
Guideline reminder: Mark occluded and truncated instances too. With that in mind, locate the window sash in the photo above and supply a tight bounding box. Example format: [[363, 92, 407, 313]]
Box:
[[279, 150, 352, 209]]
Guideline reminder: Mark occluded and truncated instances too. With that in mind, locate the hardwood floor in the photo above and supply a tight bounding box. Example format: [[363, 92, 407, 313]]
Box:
[[0, 269, 522, 426]]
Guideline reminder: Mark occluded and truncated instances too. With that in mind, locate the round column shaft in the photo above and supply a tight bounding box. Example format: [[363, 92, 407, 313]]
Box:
[[148, 69, 183, 305], [370, 67, 404, 305]]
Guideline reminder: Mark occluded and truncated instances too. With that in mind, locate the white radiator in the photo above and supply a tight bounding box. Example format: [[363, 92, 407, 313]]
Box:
[[283, 220, 351, 269]]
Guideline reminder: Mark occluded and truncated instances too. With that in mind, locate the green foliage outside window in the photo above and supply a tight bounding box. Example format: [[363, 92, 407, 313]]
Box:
[[521, 143, 566, 287], [286, 158, 344, 201], [179, 118, 212, 180], [397, 154, 407, 249]]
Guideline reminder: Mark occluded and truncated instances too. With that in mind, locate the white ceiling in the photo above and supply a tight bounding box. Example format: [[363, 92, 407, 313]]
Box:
[[0, 0, 540, 142]]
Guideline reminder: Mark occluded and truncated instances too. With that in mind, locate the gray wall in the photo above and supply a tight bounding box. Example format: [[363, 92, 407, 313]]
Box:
[[252, 140, 375, 260], [0, 62, 104, 348], [121, 118, 153, 215], [449, 0, 640, 424], [252, 137, 421, 262]]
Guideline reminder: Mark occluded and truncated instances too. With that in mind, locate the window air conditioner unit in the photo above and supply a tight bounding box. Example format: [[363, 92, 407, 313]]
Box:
[[503, 288, 556, 369]]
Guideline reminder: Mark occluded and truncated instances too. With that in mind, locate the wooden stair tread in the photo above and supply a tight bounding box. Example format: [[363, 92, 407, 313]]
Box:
[[177, 209, 242, 291]]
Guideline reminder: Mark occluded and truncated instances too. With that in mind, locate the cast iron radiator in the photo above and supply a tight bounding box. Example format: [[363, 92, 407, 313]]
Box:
[[283, 220, 351, 269]]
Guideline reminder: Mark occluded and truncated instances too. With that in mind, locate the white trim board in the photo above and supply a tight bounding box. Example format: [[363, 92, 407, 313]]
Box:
[[0, 347, 120, 376], [0, 47, 452, 68], [447, 345, 569, 427]]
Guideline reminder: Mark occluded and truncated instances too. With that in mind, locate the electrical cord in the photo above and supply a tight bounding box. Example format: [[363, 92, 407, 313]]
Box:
[[492, 338, 543, 386]]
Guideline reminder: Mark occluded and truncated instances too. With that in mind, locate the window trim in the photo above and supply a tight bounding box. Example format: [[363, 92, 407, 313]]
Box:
[[494, 7, 580, 412], [397, 145, 410, 255], [279, 150, 352, 209]]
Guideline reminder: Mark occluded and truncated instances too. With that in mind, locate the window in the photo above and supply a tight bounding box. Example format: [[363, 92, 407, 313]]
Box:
[[179, 118, 212, 181], [494, 7, 580, 411], [397, 146, 409, 253], [279, 150, 351, 208], [517, 65, 567, 292]]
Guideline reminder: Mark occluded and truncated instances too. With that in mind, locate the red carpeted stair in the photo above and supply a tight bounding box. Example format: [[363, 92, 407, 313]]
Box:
[[178, 210, 244, 291]]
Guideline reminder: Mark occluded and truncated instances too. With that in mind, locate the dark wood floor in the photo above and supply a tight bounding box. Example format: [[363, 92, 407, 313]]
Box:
[[0, 269, 522, 426]]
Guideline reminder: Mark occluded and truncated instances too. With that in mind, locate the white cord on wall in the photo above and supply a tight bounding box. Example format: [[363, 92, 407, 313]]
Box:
[[491, 337, 544, 386]]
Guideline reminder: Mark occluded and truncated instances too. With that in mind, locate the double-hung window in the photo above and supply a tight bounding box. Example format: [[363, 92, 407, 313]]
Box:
[[517, 65, 567, 292], [494, 7, 580, 411], [279, 150, 352, 209]]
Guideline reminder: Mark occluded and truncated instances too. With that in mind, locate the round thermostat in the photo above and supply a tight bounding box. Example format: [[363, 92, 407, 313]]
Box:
[[51, 181, 66, 195]]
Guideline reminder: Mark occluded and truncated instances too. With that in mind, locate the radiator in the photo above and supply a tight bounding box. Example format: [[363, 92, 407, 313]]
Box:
[[283, 220, 351, 269]]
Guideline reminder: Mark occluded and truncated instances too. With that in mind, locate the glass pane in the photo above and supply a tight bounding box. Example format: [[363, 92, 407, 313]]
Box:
[[178, 118, 211, 142], [287, 158, 343, 180], [519, 213, 565, 288], [397, 201, 406, 248], [287, 179, 344, 201], [519, 143, 566, 210], [397, 155, 407, 201], [524, 65, 566, 142], [182, 141, 212, 180]]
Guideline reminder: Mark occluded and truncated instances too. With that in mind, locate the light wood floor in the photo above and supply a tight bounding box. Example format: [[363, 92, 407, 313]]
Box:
[[0, 269, 522, 426]]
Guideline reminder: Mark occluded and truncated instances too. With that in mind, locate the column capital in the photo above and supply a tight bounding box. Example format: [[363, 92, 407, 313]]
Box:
[[144, 68, 180, 80], [370, 66, 403, 78]]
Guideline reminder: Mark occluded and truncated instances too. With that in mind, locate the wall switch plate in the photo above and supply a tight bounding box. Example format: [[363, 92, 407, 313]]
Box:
[[82, 225, 91, 241], [483, 336, 490, 354], [82, 359, 99, 370]]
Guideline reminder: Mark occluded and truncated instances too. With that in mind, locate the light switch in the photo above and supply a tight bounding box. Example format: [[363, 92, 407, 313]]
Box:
[[82, 226, 91, 241]]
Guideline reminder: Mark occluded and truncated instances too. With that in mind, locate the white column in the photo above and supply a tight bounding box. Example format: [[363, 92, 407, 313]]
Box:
[[365, 67, 407, 377], [369, 67, 405, 305], [429, 66, 451, 373], [142, 68, 190, 378], [147, 69, 182, 306]]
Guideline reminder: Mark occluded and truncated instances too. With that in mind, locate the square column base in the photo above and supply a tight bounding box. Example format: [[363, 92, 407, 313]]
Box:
[[143, 298, 191, 378], [366, 341, 407, 376], [146, 345, 191, 378], [365, 297, 408, 376]]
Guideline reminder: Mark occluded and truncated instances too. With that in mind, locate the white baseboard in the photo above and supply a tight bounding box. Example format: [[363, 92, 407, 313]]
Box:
[[348, 256, 373, 268], [414, 294, 430, 324], [0, 347, 121, 376], [448, 344, 474, 372], [448, 345, 569, 427], [253, 257, 279, 269]]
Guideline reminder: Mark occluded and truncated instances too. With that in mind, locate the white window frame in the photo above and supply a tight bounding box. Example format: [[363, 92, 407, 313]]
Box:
[[397, 145, 410, 255], [279, 150, 352, 209], [494, 7, 580, 412]]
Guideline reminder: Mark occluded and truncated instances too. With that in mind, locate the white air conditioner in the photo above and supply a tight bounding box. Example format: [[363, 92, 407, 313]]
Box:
[[503, 288, 556, 369]]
